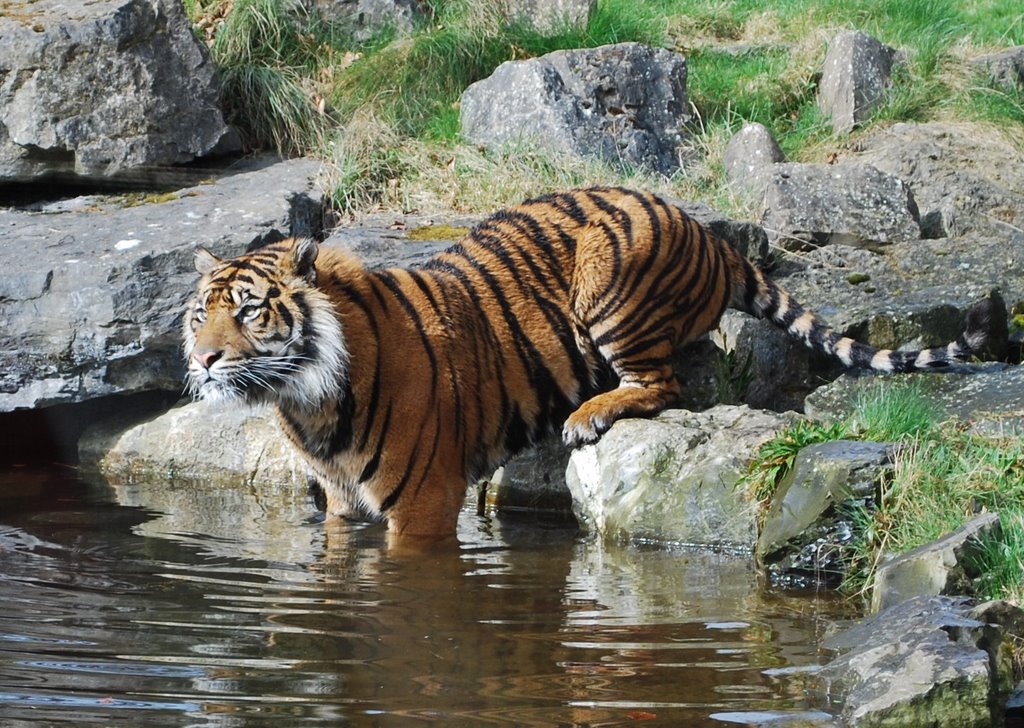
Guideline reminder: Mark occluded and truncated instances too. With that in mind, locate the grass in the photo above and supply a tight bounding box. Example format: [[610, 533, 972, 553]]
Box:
[[184, 0, 1024, 218], [747, 381, 1024, 605]]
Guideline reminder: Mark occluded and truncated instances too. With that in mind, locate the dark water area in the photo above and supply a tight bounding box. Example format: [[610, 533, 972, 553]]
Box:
[[0, 467, 852, 727]]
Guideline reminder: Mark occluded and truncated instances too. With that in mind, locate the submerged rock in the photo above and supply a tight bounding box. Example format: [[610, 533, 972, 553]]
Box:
[[566, 405, 793, 548]]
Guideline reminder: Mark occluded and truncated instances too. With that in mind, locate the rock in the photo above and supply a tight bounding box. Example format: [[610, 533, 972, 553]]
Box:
[[817, 30, 900, 134], [500, 0, 596, 34], [565, 405, 794, 547], [0, 156, 326, 411], [308, 0, 423, 41], [805, 363, 1024, 437], [973, 45, 1024, 90], [758, 441, 895, 586], [709, 310, 821, 412], [723, 122, 786, 198], [759, 162, 921, 250], [817, 595, 1015, 727], [487, 435, 574, 513], [460, 43, 691, 176], [324, 212, 476, 269], [79, 400, 310, 489], [0, 0, 237, 183], [774, 240, 1013, 350], [851, 122, 1024, 239], [871, 513, 1003, 613]]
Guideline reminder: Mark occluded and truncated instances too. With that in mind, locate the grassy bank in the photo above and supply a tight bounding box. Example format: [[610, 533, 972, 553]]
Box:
[[185, 0, 1024, 216], [746, 382, 1024, 606]]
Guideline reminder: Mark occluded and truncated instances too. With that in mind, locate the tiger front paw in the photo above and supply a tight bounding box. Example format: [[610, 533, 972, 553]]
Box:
[[561, 410, 608, 449]]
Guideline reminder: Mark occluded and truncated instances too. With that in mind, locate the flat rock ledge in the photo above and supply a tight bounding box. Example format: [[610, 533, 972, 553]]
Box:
[[0, 156, 325, 411]]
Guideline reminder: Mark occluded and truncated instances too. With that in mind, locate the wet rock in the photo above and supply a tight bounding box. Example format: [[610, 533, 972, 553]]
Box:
[[871, 513, 1003, 613], [851, 122, 1024, 239], [79, 400, 310, 489], [759, 162, 921, 250], [0, 0, 238, 183], [805, 363, 1024, 437], [487, 436, 574, 513], [723, 122, 786, 198], [0, 156, 326, 411], [758, 441, 895, 586], [565, 405, 794, 547], [460, 43, 691, 175], [308, 0, 423, 41], [817, 30, 900, 134], [972, 45, 1024, 90], [817, 595, 1015, 727]]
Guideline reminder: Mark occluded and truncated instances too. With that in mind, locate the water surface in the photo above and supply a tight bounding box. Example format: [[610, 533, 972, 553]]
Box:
[[0, 467, 848, 726]]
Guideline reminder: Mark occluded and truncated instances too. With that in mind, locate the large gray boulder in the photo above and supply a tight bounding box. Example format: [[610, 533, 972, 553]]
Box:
[[565, 405, 794, 547], [851, 122, 1024, 239], [460, 43, 691, 175], [0, 156, 326, 411], [817, 30, 900, 134], [0, 0, 238, 183], [817, 596, 1016, 727]]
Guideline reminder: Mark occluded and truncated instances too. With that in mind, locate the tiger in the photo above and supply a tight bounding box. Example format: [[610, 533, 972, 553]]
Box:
[[183, 186, 996, 541]]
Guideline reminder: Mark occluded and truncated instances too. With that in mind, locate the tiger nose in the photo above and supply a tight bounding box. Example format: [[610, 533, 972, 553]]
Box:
[[192, 348, 223, 369]]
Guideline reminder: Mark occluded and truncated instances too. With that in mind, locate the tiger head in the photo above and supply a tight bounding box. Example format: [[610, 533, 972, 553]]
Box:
[[182, 238, 348, 408]]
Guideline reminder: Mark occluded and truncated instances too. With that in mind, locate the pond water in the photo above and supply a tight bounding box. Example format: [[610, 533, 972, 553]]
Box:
[[0, 467, 851, 727]]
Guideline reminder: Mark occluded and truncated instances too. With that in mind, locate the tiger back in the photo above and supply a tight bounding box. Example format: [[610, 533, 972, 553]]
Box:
[[184, 187, 994, 540]]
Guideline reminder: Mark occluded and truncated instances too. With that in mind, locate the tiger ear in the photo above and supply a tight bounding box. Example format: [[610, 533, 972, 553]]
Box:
[[290, 238, 319, 283], [194, 247, 223, 275]]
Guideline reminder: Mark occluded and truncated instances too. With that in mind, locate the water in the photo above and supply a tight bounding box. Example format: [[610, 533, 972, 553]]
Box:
[[0, 467, 850, 726]]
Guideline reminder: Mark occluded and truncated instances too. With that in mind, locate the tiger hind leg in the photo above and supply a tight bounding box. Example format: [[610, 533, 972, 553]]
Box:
[[562, 355, 681, 447]]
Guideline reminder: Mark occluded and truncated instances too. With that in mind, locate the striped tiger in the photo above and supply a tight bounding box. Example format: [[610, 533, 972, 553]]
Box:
[[183, 186, 995, 540]]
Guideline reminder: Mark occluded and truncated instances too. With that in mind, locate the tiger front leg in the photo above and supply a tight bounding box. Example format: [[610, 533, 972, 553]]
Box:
[[562, 375, 680, 448]]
